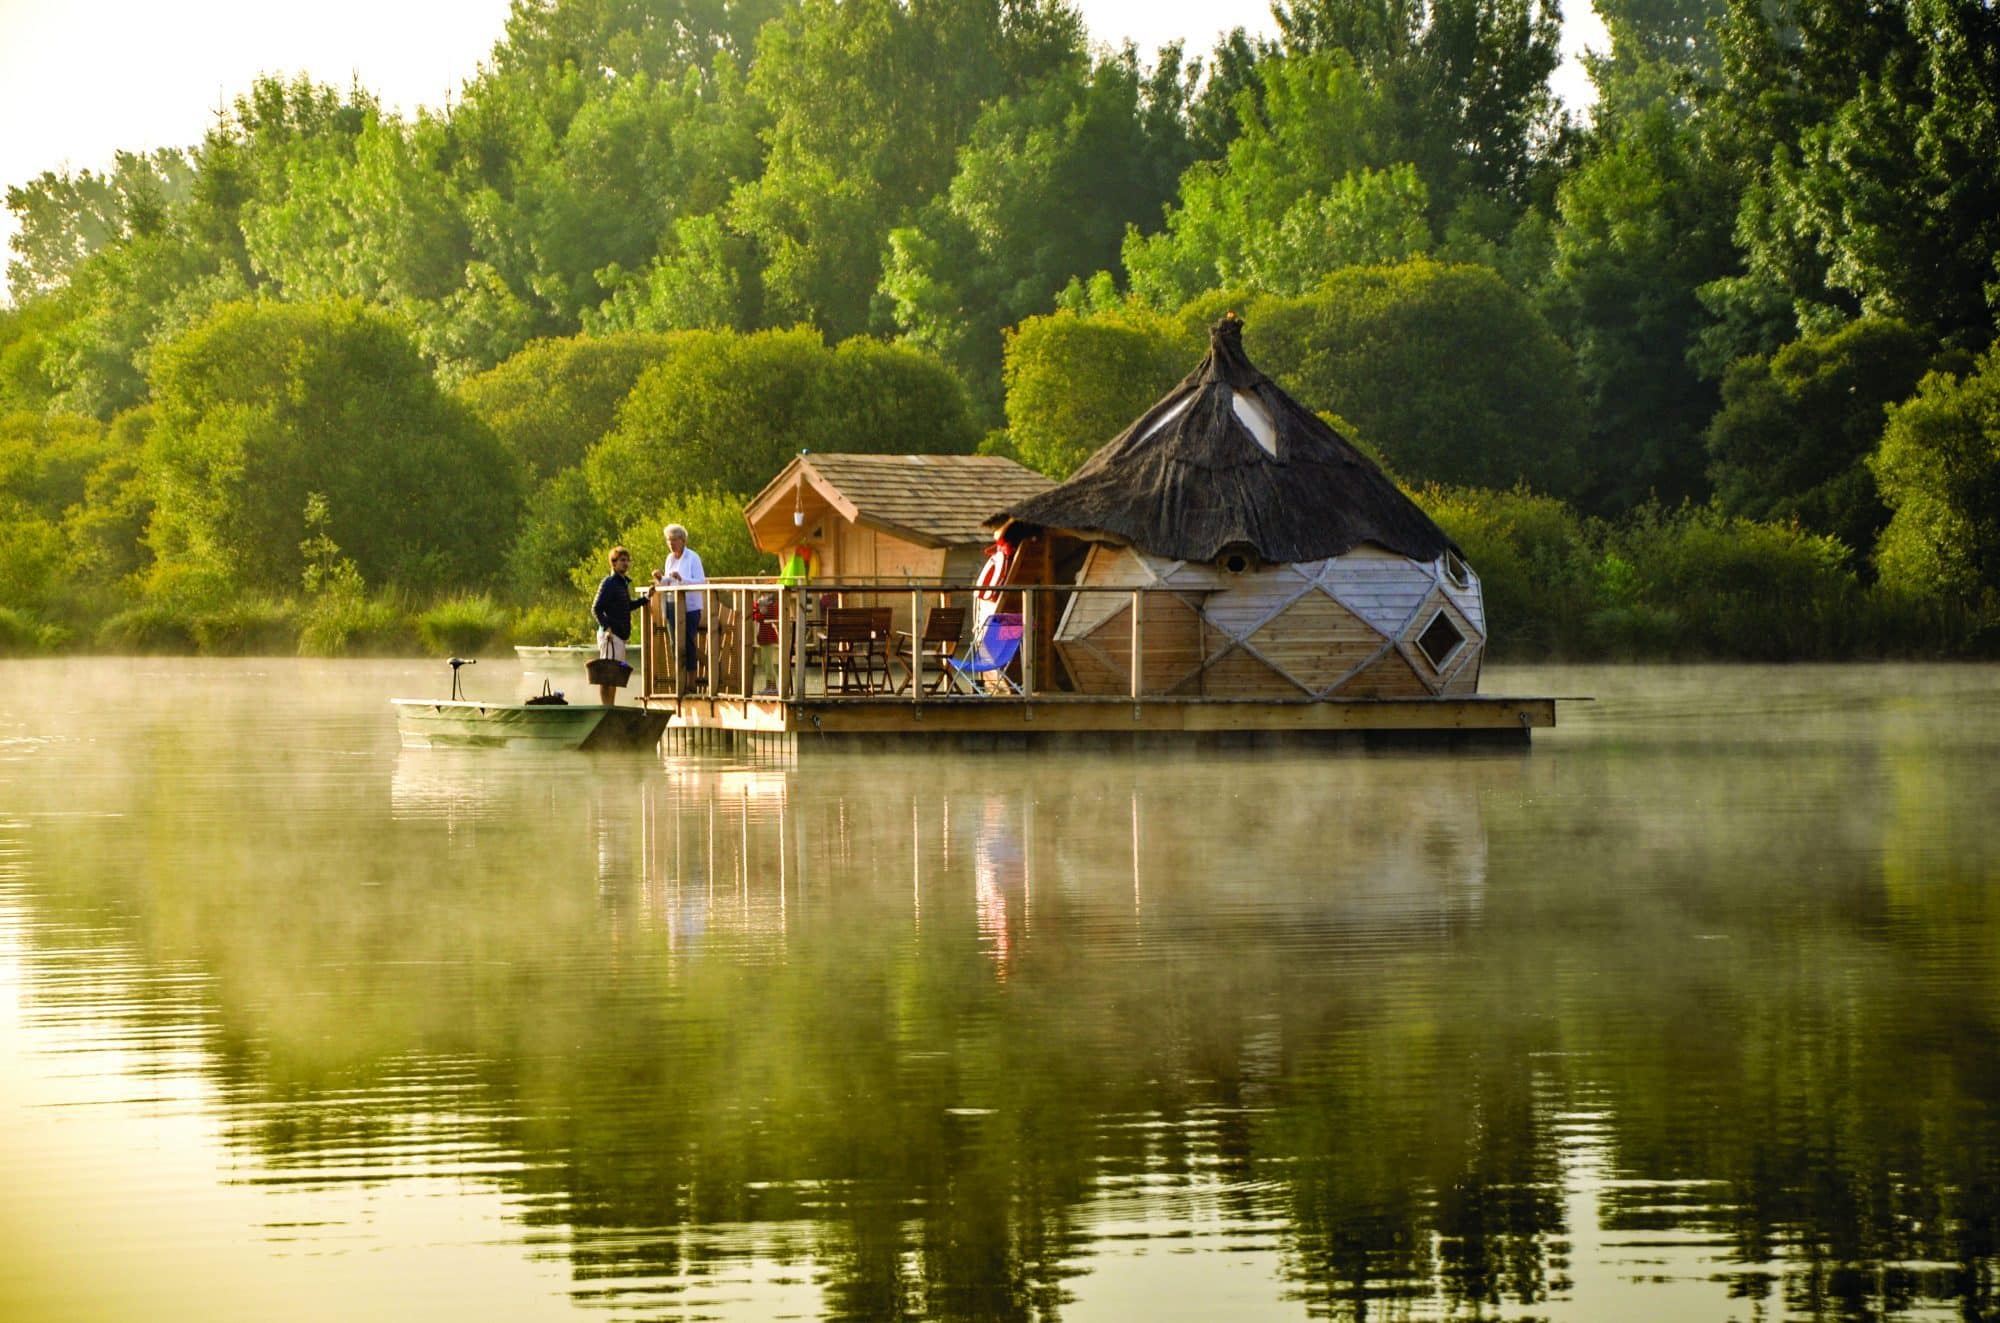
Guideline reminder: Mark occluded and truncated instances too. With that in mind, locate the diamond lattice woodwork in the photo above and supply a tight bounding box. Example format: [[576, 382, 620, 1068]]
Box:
[[1050, 544, 1486, 699], [1248, 591, 1386, 694]]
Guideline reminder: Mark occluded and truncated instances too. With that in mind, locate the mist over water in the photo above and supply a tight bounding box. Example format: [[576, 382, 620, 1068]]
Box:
[[3, 658, 1998, 1321]]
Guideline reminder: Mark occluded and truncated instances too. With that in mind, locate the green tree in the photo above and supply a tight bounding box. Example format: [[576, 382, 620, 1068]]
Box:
[[1585, 0, 1729, 123], [0, 501, 66, 614], [64, 407, 158, 585], [1185, 28, 1274, 161], [1243, 163, 1432, 295], [1545, 105, 1738, 511], [1707, 317, 1955, 565], [1870, 348, 2000, 599], [729, 0, 1081, 336], [185, 75, 380, 292], [1698, 0, 2000, 366], [1001, 306, 1193, 477], [510, 467, 618, 601], [0, 410, 113, 516], [34, 220, 246, 419], [15, 77, 374, 417], [489, 0, 783, 87], [457, 331, 689, 482], [590, 212, 766, 334], [0, 298, 69, 412], [1271, 0, 1566, 215], [240, 110, 467, 310], [146, 299, 520, 588], [445, 59, 765, 347], [585, 327, 978, 526], [1121, 50, 1410, 308], [0, 410, 112, 620], [458, 330, 690, 600], [879, 50, 1195, 413], [1250, 261, 1589, 496], [4, 149, 194, 301]]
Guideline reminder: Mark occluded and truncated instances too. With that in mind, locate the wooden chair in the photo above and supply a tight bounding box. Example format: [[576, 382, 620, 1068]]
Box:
[[819, 607, 892, 694], [894, 606, 966, 694]]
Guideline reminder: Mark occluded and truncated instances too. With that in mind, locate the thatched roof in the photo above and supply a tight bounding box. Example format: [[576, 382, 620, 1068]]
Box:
[[996, 316, 1452, 564]]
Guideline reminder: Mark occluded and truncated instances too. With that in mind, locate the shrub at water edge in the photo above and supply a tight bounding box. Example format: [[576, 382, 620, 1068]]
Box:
[[510, 602, 591, 647], [189, 598, 300, 655], [416, 595, 512, 657], [0, 606, 66, 656]]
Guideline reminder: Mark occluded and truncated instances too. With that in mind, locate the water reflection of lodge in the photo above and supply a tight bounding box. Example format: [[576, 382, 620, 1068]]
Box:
[[612, 758, 1490, 971], [639, 318, 1559, 751]]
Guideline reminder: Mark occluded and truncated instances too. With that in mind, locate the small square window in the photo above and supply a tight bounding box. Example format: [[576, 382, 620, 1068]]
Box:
[[1443, 549, 1471, 588], [1415, 609, 1466, 671]]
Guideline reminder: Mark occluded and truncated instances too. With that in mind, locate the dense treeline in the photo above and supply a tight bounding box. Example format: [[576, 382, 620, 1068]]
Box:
[[1, 0, 1996, 658]]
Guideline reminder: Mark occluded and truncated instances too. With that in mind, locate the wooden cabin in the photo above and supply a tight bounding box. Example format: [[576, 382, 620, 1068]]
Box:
[[742, 453, 1054, 635]]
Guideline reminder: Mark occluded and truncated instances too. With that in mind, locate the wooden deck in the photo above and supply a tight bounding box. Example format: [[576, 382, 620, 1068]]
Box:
[[636, 578, 1563, 752], [642, 691, 1555, 753]]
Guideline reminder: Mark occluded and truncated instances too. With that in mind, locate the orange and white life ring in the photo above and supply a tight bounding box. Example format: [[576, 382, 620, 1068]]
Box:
[[974, 542, 1012, 602]]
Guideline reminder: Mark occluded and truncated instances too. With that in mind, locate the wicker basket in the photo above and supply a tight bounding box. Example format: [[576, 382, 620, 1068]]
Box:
[[585, 657, 631, 688]]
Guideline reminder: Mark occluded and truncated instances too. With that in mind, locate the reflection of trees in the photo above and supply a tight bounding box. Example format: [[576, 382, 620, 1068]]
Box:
[[1496, 717, 2000, 1321], [10, 685, 2000, 1319]]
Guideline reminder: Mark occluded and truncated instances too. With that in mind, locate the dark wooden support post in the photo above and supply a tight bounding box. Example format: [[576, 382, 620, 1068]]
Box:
[[910, 587, 924, 709], [791, 588, 808, 698]]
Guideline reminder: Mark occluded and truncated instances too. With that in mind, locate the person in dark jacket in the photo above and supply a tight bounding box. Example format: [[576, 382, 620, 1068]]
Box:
[[591, 546, 646, 705]]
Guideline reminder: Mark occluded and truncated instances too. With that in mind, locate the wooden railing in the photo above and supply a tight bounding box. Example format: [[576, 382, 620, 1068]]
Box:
[[639, 579, 1204, 707]]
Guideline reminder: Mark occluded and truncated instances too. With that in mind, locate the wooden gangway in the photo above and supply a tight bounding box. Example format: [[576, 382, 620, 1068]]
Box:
[[637, 578, 1558, 751]]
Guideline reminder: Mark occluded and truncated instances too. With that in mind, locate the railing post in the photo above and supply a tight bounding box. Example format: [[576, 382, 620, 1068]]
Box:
[[910, 587, 924, 708], [776, 584, 791, 701], [1129, 588, 1144, 699], [1022, 585, 1036, 698], [639, 589, 653, 699], [791, 588, 809, 698], [738, 586, 750, 700]]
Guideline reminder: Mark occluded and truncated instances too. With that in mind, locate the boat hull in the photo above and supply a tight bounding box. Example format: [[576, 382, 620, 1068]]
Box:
[[392, 700, 667, 751]]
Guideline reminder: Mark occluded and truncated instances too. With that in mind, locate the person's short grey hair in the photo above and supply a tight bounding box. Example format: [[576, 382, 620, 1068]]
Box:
[[664, 523, 688, 542]]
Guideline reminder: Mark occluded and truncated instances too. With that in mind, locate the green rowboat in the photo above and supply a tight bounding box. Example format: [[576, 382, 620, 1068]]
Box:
[[392, 699, 668, 751]]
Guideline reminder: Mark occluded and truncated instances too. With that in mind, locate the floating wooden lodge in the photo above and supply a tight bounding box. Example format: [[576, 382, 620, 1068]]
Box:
[[638, 315, 1559, 751]]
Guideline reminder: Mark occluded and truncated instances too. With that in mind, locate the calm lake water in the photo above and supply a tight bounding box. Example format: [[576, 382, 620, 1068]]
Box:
[[3, 659, 1997, 1322]]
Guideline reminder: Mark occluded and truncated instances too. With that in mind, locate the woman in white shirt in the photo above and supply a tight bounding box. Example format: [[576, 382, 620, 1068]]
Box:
[[654, 523, 707, 687]]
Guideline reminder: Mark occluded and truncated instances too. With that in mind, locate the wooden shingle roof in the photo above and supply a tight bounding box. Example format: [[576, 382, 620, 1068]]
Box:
[[749, 453, 1056, 548]]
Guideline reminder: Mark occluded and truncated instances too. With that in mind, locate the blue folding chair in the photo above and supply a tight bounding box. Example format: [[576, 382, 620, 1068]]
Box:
[[945, 612, 1024, 695]]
